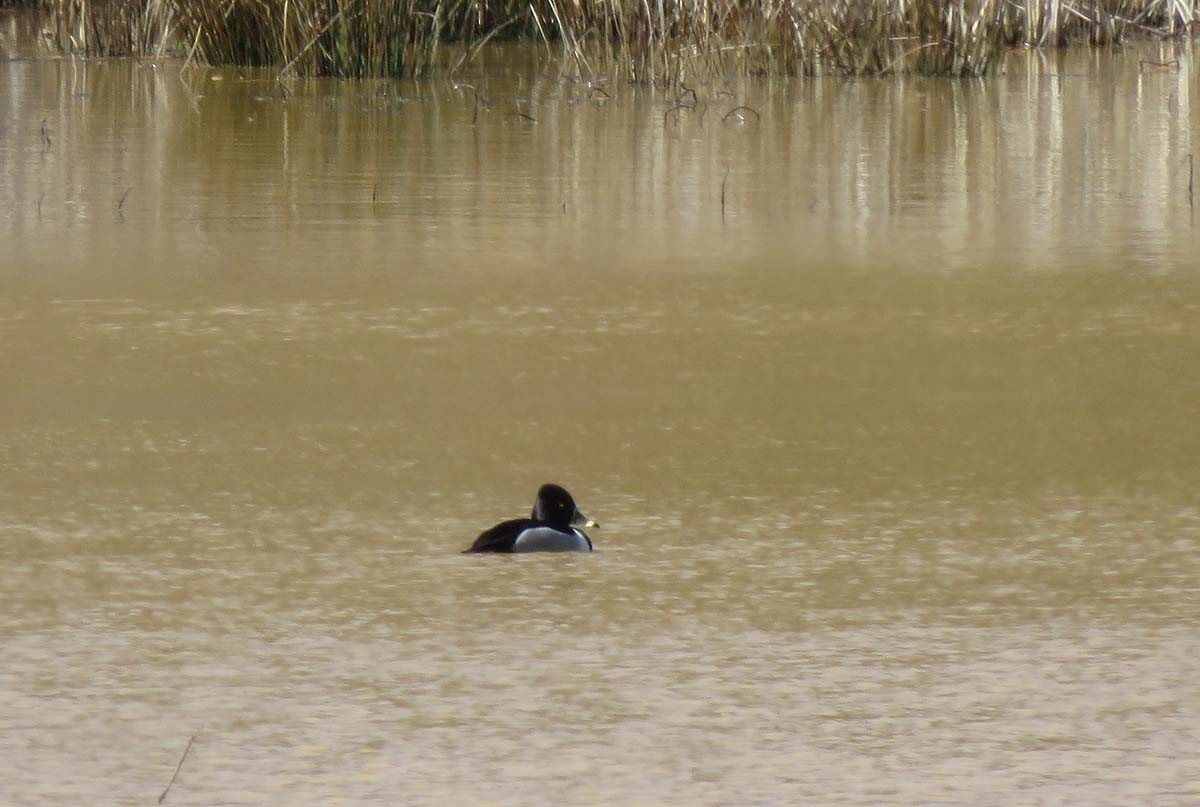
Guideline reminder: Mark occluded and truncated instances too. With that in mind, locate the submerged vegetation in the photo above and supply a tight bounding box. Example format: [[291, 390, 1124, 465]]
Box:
[[36, 0, 1200, 81]]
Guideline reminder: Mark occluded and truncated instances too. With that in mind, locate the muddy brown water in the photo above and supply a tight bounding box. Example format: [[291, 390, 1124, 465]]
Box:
[[3, 19, 1199, 805]]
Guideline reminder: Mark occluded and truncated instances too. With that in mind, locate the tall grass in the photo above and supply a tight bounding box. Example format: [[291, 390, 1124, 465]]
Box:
[[172, 0, 448, 78], [1000, 0, 1195, 45], [39, 0, 1200, 81], [44, 0, 172, 57]]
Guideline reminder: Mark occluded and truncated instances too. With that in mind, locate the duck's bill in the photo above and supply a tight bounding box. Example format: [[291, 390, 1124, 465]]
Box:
[[572, 510, 599, 529]]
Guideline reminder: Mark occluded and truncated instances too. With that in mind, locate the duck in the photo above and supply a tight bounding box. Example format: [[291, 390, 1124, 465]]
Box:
[[463, 483, 599, 553]]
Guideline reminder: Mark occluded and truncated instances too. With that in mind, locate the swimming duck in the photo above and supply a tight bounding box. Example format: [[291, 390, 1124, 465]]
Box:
[[463, 483, 598, 553]]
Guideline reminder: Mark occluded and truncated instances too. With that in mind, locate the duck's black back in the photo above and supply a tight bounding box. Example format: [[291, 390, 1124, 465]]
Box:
[[462, 518, 534, 553]]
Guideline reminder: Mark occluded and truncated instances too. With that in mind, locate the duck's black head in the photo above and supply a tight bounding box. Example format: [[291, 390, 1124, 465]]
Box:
[[531, 483, 598, 531]]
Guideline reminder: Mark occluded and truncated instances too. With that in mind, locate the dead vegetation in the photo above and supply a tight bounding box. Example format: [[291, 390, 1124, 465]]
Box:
[[36, 0, 1200, 82]]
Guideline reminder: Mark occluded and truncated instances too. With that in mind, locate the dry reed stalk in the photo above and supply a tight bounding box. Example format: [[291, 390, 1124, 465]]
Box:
[[722, 105, 760, 124], [158, 734, 196, 803], [37, 0, 1200, 81], [449, 14, 518, 74]]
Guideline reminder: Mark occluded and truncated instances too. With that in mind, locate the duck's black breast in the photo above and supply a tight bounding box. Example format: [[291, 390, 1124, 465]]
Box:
[[462, 518, 536, 553]]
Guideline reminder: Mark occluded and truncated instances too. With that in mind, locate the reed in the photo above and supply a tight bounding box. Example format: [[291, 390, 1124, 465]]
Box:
[[157, 734, 196, 804], [998, 0, 1196, 45], [37, 0, 1200, 81], [44, 0, 172, 57]]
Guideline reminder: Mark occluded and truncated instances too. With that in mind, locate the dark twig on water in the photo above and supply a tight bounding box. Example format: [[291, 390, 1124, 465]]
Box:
[[158, 735, 196, 804], [472, 87, 490, 124], [1139, 59, 1179, 71], [722, 105, 761, 125], [457, 84, 489, 125], [117, 186, 132, 214], [372, 183, 378, 205], [720, 167, 730, 224], [1188, 153, 1194, 211]]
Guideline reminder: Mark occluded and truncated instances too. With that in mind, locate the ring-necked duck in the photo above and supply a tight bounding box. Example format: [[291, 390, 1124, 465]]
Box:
[[463, 483, 599, 553]]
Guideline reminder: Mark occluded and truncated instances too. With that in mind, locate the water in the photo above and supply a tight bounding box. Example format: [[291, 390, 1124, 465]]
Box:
[[3, 16, 1200, 805]]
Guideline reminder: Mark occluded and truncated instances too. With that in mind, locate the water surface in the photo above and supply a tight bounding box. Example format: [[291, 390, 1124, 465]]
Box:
[[2, 23, 1199, 805]]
